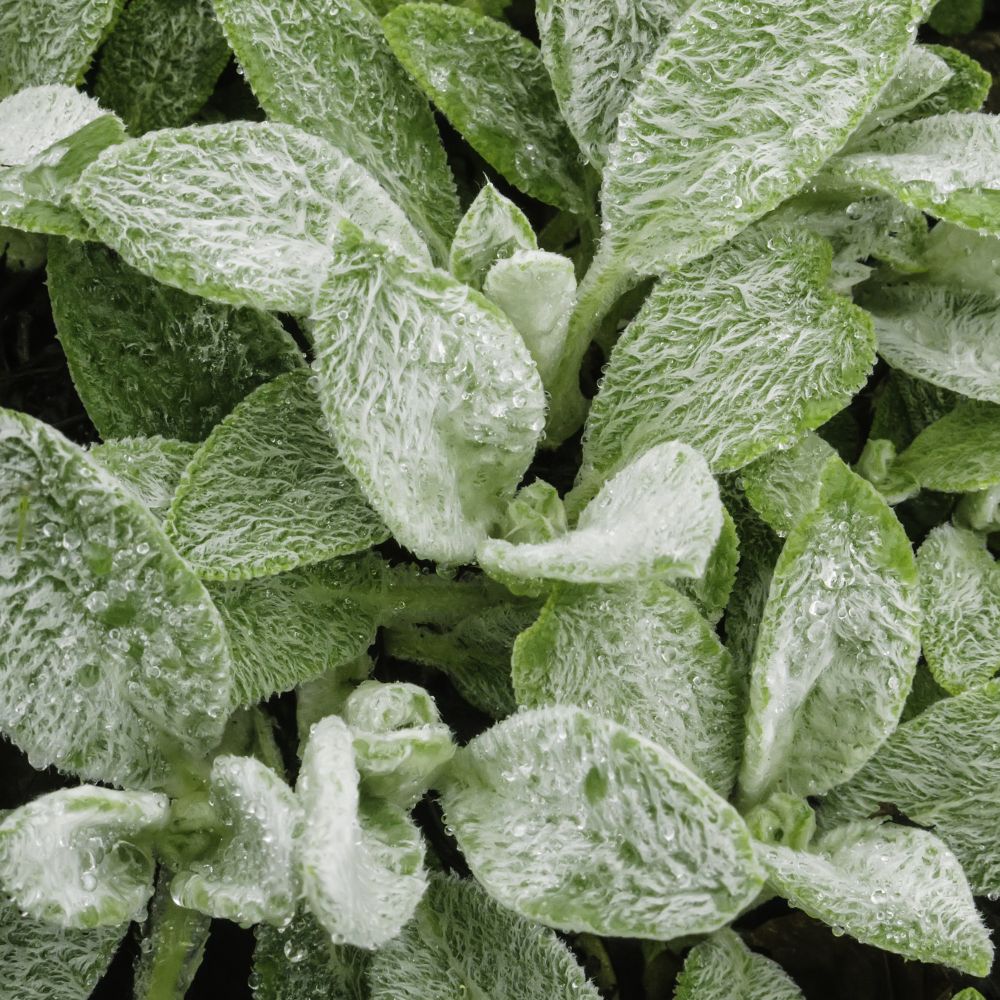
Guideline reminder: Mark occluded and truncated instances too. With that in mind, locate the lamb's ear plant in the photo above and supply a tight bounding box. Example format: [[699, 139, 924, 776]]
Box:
[[1, 0, 999, 996]]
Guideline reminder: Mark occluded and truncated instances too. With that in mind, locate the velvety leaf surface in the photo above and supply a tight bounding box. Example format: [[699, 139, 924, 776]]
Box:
[[166, 370, 386, 579], [739, 461, 920, 805], [759, 822, 993, 976], [513, 582, 743, 796], [73, 121, 430, 315], [369, 874, 602, 1000], [383, 3, 590, 214], [94, 0, 229, 133], [89, 437, 197, 520], [823, 680, 1000, 895], [310, 226, 544, 565], [575, 227, 874, 500], [0, 408, 233, 788], [0, 786, 167, 928], [440, 706, 764, 939], [48, 238, 302, 442], [212, 0, 459, 261]]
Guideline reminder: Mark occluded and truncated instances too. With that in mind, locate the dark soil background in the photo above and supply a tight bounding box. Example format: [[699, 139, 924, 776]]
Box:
[[4, 1, 1000, 997]]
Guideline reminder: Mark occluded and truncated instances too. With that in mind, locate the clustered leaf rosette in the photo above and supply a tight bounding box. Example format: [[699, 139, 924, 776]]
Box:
[[0, 0, 998, 996]]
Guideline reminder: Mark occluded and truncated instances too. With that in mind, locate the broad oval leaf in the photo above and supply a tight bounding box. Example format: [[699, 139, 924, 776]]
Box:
[[448, 181, 536, 290], [738, 461, 920, 806], [822, 679, 1000, 895], [343, 681, 455, 808], [600, 0, 928, 273], [172, 755, 302, 926], [0, 408, 233, 788], [893, 400, 1000, 492], [480, 442, 723, 590], [72, 121, 430, 315], [574, 227, 875, 501], [828, 112, 1000, 234], [909, 44, 991, 118], [166, 370, 387, 579], [535, 0, 683, 170], [89, 437, 197, 520], [296, 716, 427, 949], [674, 929, 804, 1000], [917, 524, 1000, 693], [212, 0, 459, 261], [0, 0, 124, 97], [383, 3, 590, 214], [369, 873, 602, 1000], [48, 239, 303, 442], [0, 786, 167, 928], [740, 434, 836, 537], [0, 898, 125, 1000], [94, 0, 229, 134], [859, 280, 1000, 404], [310, 226, 545, 565], [513, 582, 743, 796], [210, 558, 382, 709], [253, 911, 369, 1000], [440, 706, 764, 939], [0, 86, 125, 238], [758, 821, 993, 976]]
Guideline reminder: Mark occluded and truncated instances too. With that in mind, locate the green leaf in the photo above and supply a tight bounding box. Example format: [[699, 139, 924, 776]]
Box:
[[858, 280, 1000, 404], [483, 249, 577, 393], [310, 225, 544, 565], [210, 558, 382, 708], [0, 408, 233, 788], [512, 581, 744, 796], [853, 438, 919, 505], [132, 872, 211, 1000], [448, 181, 536, 289], [48, 239, 302, 442], [738, 461, 920, 806], [440, 706, 764, 939], [89, 437, 197, 520], [94, 0, 229, 134], [211, 0, 459, 262], [673, 929, 804, 1000], [575, 227, 875, 500], [481, 442, 723, 591], [673, 504, 740, 625], [770, 192, 928, 282], [822, 680, 1000, 895], [0, 786, 167, 928], [0, 899, 125, 1000], [956, 482, 1000, 532], [252, 911, 369, 1000], [870, 368, 959, 450], [297, 716, 427, 948], [369, 873, 602, 1000], [828, 112, 1000, 233], [599, 0, 928, 274], [893, 400, 1000, 491], [382, 3, 590, 214], [907, 45, 991, 118], [165, 371, 386, 579], [917, 524, 1000, 693], [382, 604, 534, 719], [758, 821, 993, 976], [853, 45, 954, 136], [908, 219, 1000, 293], [928, 0, 983, 34], [535, 0, 683, 170], [72, 121, 430, 315], [172, 755, 302, 926], [0, 86, 125, 238], [343, 681, 455, 807], [740, 434, 837, 537], [497, 480, 568, 546], [0, 0, 124, 97], [0, 225, 47, 270]]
